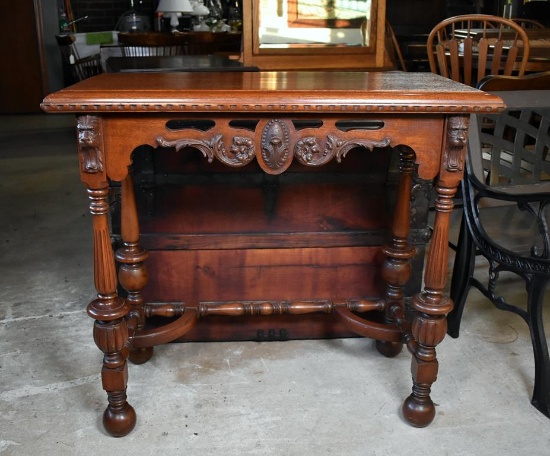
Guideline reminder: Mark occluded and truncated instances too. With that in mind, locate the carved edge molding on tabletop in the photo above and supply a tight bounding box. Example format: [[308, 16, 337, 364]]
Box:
[[41, 102, 505, 114], [157, 119, 391, 174], [77, 115, 104, 174]]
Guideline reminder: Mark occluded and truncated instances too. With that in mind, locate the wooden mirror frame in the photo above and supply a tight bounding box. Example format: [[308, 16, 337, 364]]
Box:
[[241, 0, 390, 70]]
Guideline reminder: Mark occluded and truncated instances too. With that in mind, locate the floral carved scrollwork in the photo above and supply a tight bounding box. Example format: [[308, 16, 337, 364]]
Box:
[[157, 135, 217, 162], [157, 122, 392, 172], [296, 133, 391, 166], [227, 136, 255, 166], [444, 115, 469, 172], [328, 134, 391, 162], [77, 115, 103, 174], [295, 137, 330, 166], [157, 134, 255, 167]]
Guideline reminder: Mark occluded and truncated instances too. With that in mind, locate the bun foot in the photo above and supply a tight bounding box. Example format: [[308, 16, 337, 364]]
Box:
[[375, 340, 403, 358], [129, 346, 154, 365], [103, 402, 136, 437], [402, 393, 435, 428]]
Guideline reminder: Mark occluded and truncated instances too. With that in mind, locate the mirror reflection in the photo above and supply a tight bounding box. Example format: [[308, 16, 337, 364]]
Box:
[[258, 0, 373, 48]]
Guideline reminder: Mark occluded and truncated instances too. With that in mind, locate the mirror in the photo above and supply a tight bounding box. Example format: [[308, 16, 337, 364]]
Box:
[[257, 0, 373, 49], [241, 0, 387, 70]]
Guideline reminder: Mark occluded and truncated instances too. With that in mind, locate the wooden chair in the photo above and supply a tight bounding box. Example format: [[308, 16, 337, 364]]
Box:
[[427, 14, 530, 87], [448, 71, 550, 418], [55, 34, 102, 83], [385, 20, 407, 71]]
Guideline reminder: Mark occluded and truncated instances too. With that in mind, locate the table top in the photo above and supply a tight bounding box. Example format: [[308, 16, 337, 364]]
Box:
[[41, 71, 504, 114], [450, 28, 550, 71], [106, 55, 259, 74], [455, 28, 550, 39]]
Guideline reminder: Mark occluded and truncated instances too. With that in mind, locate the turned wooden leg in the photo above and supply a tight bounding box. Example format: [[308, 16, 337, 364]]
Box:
[[402, 115, 468, 427], [87, 186, 136, 437], [403, 181, 454, 426], [115, 174, 152, 365], [94, 319, 136, 436], [378, 146, 417, 358]]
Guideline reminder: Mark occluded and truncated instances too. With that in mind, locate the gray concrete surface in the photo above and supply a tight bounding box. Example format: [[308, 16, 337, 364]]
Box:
[[1, 114, 549, 455]]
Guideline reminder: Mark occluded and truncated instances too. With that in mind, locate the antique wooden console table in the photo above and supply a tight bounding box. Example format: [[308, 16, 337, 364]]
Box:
[[41, 71, 503, 437]]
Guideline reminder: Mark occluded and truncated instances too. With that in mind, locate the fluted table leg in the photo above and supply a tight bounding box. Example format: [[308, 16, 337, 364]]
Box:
[[402, 115, 469, 427], [86, 186, 136, 437]]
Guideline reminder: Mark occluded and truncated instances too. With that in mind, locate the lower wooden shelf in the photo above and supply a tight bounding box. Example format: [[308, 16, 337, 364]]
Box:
[[112, 145, 431, 341]]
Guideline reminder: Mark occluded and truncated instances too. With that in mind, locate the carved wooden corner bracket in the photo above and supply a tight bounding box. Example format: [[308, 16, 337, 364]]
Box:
[[444, 115, 469, 173], [157, 118, 391, 175], [77, 115, 104, 174]]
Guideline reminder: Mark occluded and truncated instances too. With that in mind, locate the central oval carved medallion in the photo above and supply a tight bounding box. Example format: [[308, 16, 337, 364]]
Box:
[[258, 119, 292, 174]]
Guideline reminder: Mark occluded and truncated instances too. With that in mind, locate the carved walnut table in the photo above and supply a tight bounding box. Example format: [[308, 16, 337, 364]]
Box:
[[41, 71, 504, 437]]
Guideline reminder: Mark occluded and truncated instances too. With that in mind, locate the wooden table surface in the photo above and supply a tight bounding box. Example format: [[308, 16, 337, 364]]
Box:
[[42, 70, 503, 113], [454, 28, 550, 71]]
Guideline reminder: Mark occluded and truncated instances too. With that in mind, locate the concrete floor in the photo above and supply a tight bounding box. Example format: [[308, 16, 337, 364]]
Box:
[[1, 113, 549, 455]]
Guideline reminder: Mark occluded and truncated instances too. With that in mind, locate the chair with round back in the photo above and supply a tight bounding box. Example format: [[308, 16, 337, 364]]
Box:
[[427, 14, 530, 87]]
